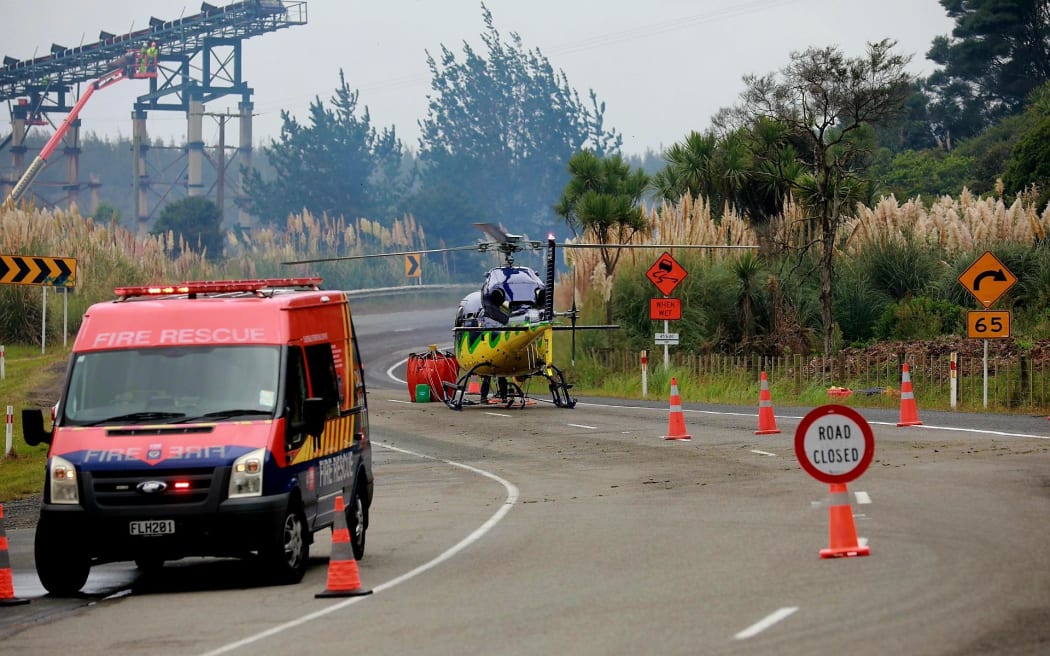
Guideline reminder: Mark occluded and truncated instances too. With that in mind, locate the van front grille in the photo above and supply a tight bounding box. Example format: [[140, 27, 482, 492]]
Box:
[[87, 467, 220, 507]]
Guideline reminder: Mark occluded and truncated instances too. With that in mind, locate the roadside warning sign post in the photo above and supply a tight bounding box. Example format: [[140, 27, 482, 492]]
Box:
[[649, 297, 681, 321], [958, 251, 1017, 409], [957, 251, 1016, 309], [646, 252, 687, 370], [405, 253, 421, 283], [795, 404, 874, 558], [1, 254, 78, 355]]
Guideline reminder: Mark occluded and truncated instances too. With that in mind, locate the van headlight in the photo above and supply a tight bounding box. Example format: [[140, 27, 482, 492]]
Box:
[[49, 455, 79, 505], [229, 448, 265, 498]]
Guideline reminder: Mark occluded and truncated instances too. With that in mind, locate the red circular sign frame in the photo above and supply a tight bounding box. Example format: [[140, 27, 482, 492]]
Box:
[[794, 404, 874, 484]]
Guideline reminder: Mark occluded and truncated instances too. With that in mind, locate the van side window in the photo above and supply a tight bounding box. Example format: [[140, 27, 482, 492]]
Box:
[[305, 344, 340, 419], [351, 337, 366, 408], [285, 348, 308, 449]]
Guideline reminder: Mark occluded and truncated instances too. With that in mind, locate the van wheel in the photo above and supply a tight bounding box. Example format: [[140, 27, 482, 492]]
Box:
[[347, 489, 367, 560], [34, 517, 90, 596], [263, 501, 308, 584]]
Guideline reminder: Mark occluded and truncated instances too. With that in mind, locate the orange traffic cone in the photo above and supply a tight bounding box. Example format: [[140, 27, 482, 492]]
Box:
[[755, 371, 781, 435], [896, 363, 923, 427], [663, 377, 692, 441], [0, 504, 29, 606], [316, 495, 372, 598], [467, 377, 481, 395], [820, 483, 870, 558]]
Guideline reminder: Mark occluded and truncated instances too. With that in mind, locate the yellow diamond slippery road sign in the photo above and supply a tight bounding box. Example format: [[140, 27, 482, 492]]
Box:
[[957, 251, 1017, 308]]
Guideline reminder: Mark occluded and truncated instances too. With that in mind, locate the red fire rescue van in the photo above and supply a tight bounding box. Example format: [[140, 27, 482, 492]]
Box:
[[22, 278, 373, 595]]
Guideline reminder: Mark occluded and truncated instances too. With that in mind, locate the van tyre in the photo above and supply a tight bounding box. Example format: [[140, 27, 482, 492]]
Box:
[[263, 500, 308, 584], [348, 488, 367, 560], [34, 516, 91, 596]]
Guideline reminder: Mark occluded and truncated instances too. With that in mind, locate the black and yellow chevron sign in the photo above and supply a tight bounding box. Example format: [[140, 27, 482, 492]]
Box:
[[0, 254, 77, 287]]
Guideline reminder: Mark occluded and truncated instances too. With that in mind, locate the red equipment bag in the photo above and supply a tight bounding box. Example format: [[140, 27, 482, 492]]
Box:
[[406, 349, 459, 402]]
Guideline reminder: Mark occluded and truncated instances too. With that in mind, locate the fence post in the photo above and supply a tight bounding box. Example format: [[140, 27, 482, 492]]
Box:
[[641, 350, 648, 399], [950, 351, 957, 409], [5, 405, 12, 457]]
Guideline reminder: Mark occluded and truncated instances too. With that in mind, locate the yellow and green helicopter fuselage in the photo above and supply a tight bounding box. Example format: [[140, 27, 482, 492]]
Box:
[[447, 321, 575, 409], [454, 322, 552, 379]]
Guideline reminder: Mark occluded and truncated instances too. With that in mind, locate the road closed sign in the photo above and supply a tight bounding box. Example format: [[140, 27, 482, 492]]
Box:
[[794, 404, 874, 484]]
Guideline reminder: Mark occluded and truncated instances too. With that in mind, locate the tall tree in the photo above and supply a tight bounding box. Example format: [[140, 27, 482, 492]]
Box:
[[554, 150, 649, 322], [736, 39, 914, 355], [1001, 81, 1050, 208], [240, 70, 408, 228], [650, 121, 802, 232], [649, 131, 722, 209], [151, 196, 225, 259], [925, 0, 1050, 143], [416, 4, 621, 244]]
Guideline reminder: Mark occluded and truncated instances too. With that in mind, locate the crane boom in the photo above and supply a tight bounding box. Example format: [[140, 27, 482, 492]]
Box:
[[3, 65, 136, 207]]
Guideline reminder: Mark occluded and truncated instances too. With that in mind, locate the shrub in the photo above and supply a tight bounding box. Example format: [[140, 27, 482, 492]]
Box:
[[875, 295, 964, 340]]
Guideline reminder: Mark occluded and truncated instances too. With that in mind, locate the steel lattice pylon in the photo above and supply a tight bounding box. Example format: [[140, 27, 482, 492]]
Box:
[[1, 0, 306, 229]]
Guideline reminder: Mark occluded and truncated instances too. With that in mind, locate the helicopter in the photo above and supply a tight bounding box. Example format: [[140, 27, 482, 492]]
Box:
[[443, 223, 617, 409], [285, 222, 757, 410], [287, 222, 610, 409]]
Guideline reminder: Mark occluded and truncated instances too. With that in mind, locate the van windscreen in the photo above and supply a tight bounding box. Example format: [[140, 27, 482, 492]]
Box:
[[62, 346, 280, 426]]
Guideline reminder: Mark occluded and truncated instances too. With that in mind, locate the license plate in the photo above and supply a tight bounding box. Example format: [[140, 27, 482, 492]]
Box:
[[129, 520, 175, 536]]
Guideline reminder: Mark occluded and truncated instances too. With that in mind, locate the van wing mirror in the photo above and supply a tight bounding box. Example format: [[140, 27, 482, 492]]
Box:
[[22, 408, 52, 446], [303, 397, 327, 439]]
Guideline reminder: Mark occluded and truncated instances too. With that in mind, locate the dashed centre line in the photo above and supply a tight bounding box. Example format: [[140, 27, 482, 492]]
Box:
[[734, 606, 799, 640]]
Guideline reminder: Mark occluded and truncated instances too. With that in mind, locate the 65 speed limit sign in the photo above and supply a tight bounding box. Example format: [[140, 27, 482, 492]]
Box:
[[967, 310, 1010, 339], [794, 405, 874, 484]]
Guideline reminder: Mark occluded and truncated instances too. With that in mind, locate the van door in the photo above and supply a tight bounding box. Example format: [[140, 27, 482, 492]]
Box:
[[283, 342, 349, 529]]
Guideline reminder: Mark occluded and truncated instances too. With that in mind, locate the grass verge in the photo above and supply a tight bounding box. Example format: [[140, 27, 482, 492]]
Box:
[[0, 344, 69, 502]]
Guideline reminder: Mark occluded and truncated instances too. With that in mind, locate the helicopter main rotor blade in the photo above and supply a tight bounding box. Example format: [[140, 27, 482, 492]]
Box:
[[473, 222, 513, 243], [283, 244, 480, 265], [561, 243, 758, 250], [451, 324, 617, 333]]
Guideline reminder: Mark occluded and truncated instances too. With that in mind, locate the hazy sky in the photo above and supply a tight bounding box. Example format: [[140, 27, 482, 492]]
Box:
[[4, 0, 955, 154]]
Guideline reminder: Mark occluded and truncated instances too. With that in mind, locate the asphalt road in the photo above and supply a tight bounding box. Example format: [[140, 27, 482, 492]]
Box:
[[2, 307, 1049, 655]]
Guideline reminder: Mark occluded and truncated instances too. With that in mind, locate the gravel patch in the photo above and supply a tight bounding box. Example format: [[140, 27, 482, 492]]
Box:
[[1, 496, 41, 530]]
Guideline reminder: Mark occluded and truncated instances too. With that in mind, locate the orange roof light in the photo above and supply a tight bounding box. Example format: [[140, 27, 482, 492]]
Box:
[[114, 277, 323, 298]]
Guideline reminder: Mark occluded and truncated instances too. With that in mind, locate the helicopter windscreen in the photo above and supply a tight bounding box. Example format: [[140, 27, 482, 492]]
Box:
[[480, 267, 546, 324]]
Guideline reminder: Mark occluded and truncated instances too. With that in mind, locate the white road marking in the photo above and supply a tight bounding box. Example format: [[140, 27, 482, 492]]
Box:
[[485, 411, 512, 417], [197, 441, 519, 656], [101, 589, 133, 601], [388, 399, 412, 405], [568, 423, 598, 430], [750, 449, 777, 457], [575, 401, 1050, 441], [387, 359, 407, 385], [734, 606, 799, 640], [866, 419, 1049, 440], [854, 490, 872, 504], [388, 359, 1048, 440]]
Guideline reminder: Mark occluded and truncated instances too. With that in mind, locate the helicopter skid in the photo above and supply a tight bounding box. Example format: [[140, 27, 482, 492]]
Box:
[[441, 364, 575, 410]]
